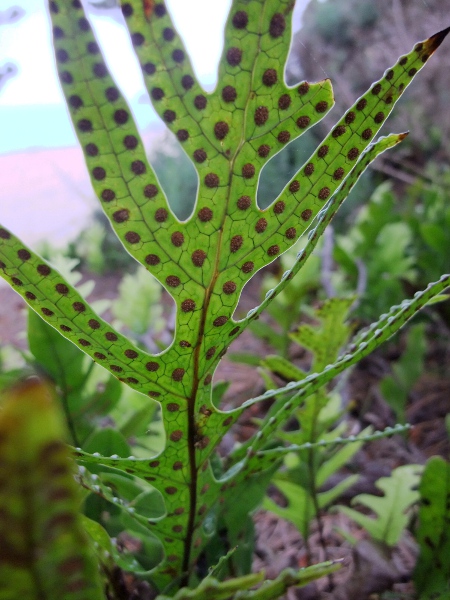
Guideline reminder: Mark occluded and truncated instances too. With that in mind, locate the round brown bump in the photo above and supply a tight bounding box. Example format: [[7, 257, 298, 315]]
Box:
[[316, 101, 328, 113], [132, 32, 144, 46], [50, 1, 59, 13], [241, 261, 254, 273], [179, 340, 191, 348], [37, 264, 51, 276], [222, 85, 237, 103], [333, 167, 345, 180], [269, 13, 285, 37], [298, 82, 310, 96], [101, 189, 115, 202], [296, 115, 310, 129], [301, 209, 312, 221], [230, 235, 243, 252], [105, 332, 117, 341], [277, 130, 290, 144], [172, 49, 184, 63], [372, 83, 382, 95], [149, 391, 160, 398], [223, 281, 236, 295], [229, 326, 240, 336], [254, 106, 269, 126], [204, 173, 219, 188], [125, 231, 140, 244], [258, 144, 270, 157], [171, 231, 184, 246], [176, 129, 189, 142], [146, 361, 159, 372], [93, 63, 108, 78], [78, 338, 90, 347], [318, 187, 330, 200], [53, 26, 64, 39], [41, 308, 54, 316], [408, 67, 417, 77], [181, 299, 195, 312], [242, 163, 255, 178], [78, 119, 92, 132], [318, 145, 329, 158], [166, 275, 181, 288], [144, 184, 158, 198], [55, 283, 69, 295], [278, 94, 291, 110], [206, 346, 216, 359], [145, 254, 160, 265], [332, 125, 346, 138], [170, 430, 183, 442], [155, 208, 168, 222], [285, 227, 296, 239], [73, 302, 85, 312], [163, 27, 175, 41], [114, 109, 128, 125], [289, 180, 300, 193], [232, 10, 248, 28], [255, 218, 267, 233], [191, 249, 207, 267], [69, 95, 83, 109], [362, 128, 372, 140], [26, 292, 37, 301], [226, 47, 242, 66], [214, 121, 229, 140], [198, 208, 213, 222], [94, 352, 106, 359], [356, 98, 367, 111], [262, 68, 277, 86], [85, 143, 98, 156], [213, 316, 228, 327], [181, 75, 194, 90], [173, 461, 183, 471], [131, 160, 146, 175], [194, 94, 207, 109], [127, 377, 138, 385], [88, 319, 100, 329], [374, 112, 385, 124], [193, 149, 207, 163], [237, 195, 251, 210], [345, 111, 356, 124], [113, 209, 129, 223], [165, 485, 177, 495], [154, 4, 166, 17], [143, 62, 156, 75], [385, 95, 393, 105], [121, 3, 133, 17], [386, 69, 394, 81], [172, 368, 185, 381], [60, 71, 73, 84], [56, 48, 69, 63], [11, 277, 23, 286], [125, 349, 138, 359], [92, 166, 106, 180], [304, 163, 314, 176], [163, 109, 176, 123], [172, 525, 183, 533], [267, 245, 279, 256], [347, 148, 359, 160], [151, 87, 164, 101], [273, 201, 285, 214], [18, 249, 31, 261], [167, 403, 179, 412]]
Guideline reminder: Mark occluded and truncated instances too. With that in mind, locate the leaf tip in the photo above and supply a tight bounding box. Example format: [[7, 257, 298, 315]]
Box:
[[424, 26, 450, 56], [397, 131, 409, 141]]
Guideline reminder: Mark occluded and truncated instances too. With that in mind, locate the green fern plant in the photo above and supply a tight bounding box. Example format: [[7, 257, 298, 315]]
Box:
[[0, 0, 449, 597]]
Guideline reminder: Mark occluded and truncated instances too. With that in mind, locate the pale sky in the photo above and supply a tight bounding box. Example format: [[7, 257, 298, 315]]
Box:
[[0, 0, 309, 153]]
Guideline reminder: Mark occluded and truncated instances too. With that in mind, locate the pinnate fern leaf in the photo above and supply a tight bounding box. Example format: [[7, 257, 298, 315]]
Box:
[[0, 0, 448, 589]]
